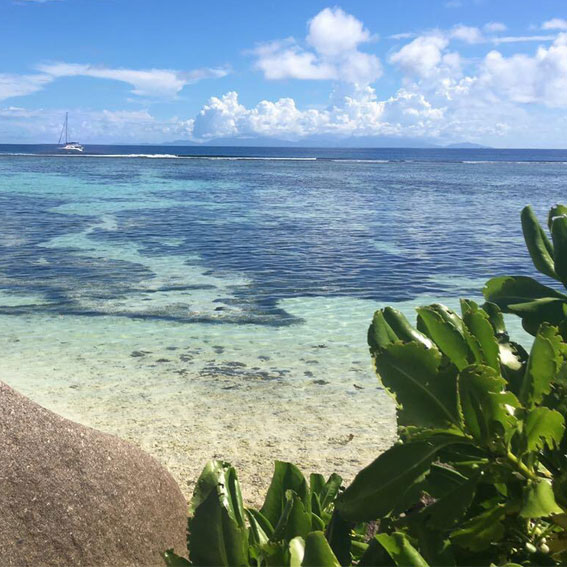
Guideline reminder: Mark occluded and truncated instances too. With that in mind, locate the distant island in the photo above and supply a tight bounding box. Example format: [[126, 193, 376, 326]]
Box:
[[445, 142, 491, 149], [163, 136, 491, 149]]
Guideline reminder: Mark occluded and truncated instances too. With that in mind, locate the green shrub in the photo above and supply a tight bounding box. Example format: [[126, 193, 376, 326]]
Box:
[[166, 204, 567, 566]]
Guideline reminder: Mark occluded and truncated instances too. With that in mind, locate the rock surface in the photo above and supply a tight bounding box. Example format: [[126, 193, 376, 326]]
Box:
[[0, 381, 188, 566]]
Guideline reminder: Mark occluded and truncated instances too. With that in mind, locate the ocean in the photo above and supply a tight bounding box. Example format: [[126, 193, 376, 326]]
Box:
[[1, 144, 566, 500]]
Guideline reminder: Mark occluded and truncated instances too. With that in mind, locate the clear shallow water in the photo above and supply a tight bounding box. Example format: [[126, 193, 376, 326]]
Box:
[[0, 146, 565, 501]]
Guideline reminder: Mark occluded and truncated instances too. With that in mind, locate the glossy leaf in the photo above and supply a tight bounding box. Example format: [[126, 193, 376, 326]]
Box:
[[458, 365, 519, 446], [368, 307, 434, 354], [246, 509, 271, 548], [188, 461, 249, 567], [261, 461, 311, 529], [483, 276, 567, 334], [376, 532, 430, 567], [374, 341, 460, 428], [521, 205, 557, 280], [325, 510, 352, 566], [301, 532, 341, 567], [521, 480, 564, 518], [548, 204, 567, 231], [551, 213, 567, 285], [522, 407, 565, 453], [461, 299, 500, 370], [289, 536, 305, 567], [520, 324, 563, 407], [271, 490, 312, 543], [336, 438, 458, 522], [417, 304, 471, 370], [450, 505, 506, 551], [163, 550, 191, 567], [310, 472, 342, 512], [424, 474, 479, 529]]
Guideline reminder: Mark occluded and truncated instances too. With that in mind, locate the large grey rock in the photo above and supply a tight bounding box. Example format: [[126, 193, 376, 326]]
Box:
[[0, 381, 188, 566]]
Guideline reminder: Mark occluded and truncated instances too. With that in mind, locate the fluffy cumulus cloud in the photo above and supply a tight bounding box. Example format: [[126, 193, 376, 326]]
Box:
[[189, 16, 567, 147], [190, 86, 448, 142], [253, 7, 382, 84], [5, 7, 567, 146], [389, 34, 455, 78], [479, 33, 567, 107]]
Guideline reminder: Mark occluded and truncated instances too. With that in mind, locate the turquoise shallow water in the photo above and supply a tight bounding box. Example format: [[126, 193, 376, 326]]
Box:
[[0, 149, 565, 501]]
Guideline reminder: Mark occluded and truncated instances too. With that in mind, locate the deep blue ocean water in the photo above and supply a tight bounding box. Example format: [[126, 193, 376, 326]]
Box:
[[0, 144, 566, 491], [1, 144, 566, 326]]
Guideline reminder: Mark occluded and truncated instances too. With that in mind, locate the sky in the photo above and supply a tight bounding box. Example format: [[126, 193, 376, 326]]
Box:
[[1, 0, 567, 147]]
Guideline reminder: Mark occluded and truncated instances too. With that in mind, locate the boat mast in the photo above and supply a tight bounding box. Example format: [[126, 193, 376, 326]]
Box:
[[58, 113, 67, 145]]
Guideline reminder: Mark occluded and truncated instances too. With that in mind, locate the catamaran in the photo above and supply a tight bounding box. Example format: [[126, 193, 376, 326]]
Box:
[[58, 113, 84, 152]]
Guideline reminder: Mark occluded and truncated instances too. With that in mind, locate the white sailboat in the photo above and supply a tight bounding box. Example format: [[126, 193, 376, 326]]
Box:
[[58, 113, 84, 152]]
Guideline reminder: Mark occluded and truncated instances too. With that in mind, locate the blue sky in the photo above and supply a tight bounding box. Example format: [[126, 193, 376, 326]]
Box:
[[1, 0, 567, 146]]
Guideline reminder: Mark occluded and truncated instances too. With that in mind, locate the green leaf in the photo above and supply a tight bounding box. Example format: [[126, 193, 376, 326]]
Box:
[[326, 511, 352, 566], [289, 536, 305, 567], [246, 508, 274, 539], [521, 480, 564, 518], [358, 536, 396, 566], [482, 301, 507, 336], [246, 509, 271, 547], [522, 407, 565, 453], [483, 276, 567, 334], [458, 365, 519, 446], [375, 532, 430, 567], [310, 472, 342, 512], [461, 300, 500, 370], [520, 324, 563, 407], [301, 532, 341, 567], [417, 304, 471, 370], [271, 490, 312, 543], [261, 461, 311, 528], [368, 310, 401, 352], [411, 524, 456, 567], [548, 204, 567, 231], [163, 550, 191, 567], [424, 473, 479, 529], [450, 505, 506, 551], [368, 308, 434, 354], [521, 205, 557, 280], [188, 461, 249, 567], [336, 438, 459, 522], [551, 213, 567, 285], [374, 341, 460, 428]]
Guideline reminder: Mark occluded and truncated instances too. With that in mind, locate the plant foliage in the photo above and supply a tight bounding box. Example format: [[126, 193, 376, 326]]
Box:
[[165, 204, 567, 566]]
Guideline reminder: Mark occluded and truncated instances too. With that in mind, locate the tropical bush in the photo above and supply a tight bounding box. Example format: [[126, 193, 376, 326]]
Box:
[[165, 204, 567, 566]]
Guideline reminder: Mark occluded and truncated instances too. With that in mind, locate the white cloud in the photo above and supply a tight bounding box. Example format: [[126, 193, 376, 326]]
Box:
[[0, 73, 53, 101], [389, 34, 454, 77], [389, 32, 416, 40], [252, 7, 382, 84], [36, 62, 229, 98], [491, 35, 556, 44], [189, 86, 449, 142], [0, 106, 193, 143], [479, 33, 567, 107], [451, 25, 483, 43], [483, 22, 507, 33], [542, 18, 567, 31], [306, 7, 374, 55]]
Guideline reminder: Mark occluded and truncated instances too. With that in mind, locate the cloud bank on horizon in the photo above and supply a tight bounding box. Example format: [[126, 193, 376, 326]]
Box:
[[2, 3, 567, 147]]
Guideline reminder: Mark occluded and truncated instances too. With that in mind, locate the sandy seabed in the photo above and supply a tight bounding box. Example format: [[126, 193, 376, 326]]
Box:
[[0, 308, 397, 507]]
